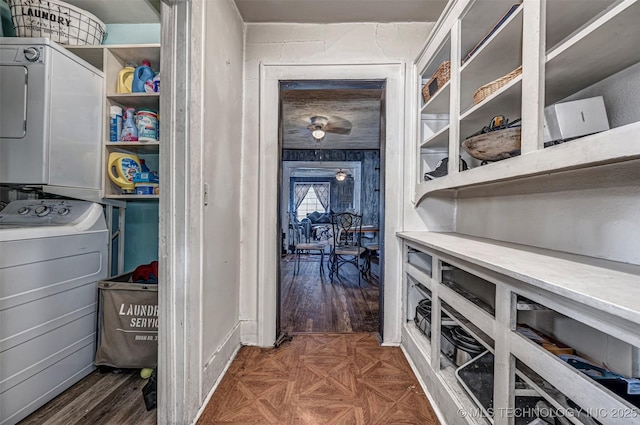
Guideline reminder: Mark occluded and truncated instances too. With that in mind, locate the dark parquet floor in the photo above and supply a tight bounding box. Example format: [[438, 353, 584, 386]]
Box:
[[280, 253, 380, 334], [198, 333, 440, 425]]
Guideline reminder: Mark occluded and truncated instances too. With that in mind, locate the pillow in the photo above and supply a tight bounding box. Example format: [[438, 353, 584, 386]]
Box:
[[307, 211, 321, 222], [315, 213, 330, 223]]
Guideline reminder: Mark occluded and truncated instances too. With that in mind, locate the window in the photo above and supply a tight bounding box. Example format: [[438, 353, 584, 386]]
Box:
[[295, 183, 329, 220]]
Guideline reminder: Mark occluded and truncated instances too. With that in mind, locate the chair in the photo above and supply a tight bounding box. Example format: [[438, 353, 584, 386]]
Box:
[[292, 219, 325, 274], [288, 212, 305, 253], [329, 212, 366, 284], [362, 243, 379, 281]]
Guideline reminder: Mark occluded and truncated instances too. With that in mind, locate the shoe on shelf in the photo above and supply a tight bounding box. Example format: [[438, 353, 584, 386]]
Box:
[[424, 157, 469, 181]]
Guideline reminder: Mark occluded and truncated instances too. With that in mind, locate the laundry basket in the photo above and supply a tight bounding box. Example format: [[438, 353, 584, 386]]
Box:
[[9, 0, 106, 45]]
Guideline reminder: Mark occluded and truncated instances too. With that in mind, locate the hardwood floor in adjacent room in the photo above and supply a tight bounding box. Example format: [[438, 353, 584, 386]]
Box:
[[280, 253, 379, 333], [18, 369, 156, 425], [198, 333, 440, 425]]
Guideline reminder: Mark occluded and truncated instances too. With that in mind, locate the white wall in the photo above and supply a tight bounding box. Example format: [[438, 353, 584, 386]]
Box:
[[453, 64, 640, 266], [240, 22, 440, 344], [191, 0, 244, 420]]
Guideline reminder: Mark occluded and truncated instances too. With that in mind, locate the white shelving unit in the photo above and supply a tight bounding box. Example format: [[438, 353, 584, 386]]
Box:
[[413, 0, 640, 203], [65, 44, 161, 274], [400, 232, 640, 425], [408, 1, 640, 422], [67, 44, 161, 200]]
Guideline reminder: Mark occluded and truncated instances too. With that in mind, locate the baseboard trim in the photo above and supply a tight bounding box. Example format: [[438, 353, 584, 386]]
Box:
[[401, 325, 454, 425], [192, 323, 242, 425], [240, 320, 258, 346]]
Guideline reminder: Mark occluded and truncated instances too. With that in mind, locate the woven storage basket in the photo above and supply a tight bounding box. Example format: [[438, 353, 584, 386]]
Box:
[[473, 65, 522, 104], [422, 61, 451, 103], [9, 0, 106, 45]]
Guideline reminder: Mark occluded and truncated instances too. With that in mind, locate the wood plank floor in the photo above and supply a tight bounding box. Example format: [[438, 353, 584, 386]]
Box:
[[18, 369, 156, 425], [280, 254, 379, 333], [198, 333, 440, 425]]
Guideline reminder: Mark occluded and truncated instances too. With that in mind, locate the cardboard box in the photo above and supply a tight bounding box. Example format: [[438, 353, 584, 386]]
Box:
[[544, 96, 610, 143], [94, 272, 158, 369]]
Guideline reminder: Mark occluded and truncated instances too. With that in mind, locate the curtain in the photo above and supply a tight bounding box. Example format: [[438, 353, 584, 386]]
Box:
[[294, 184, 311, 211], [312, 184, 330, 211]]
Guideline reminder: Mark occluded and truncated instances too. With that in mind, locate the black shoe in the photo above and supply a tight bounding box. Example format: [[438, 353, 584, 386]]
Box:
[[424, 157, 468, 180], [142, 368, 157, 411], [425, 157, 449, 180]]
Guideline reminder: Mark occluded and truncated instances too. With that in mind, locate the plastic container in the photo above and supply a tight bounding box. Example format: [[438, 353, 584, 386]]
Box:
[[108, 153, 140, 193], [152, 73, 160, 93], [135, 182, 159, 195], [132, 60, 155, 93], [109, 106, 123, 142], [136, 109, 158, 141], [121, 108, 138, 141], [117, 67, 135, 94], [139, 159, 150, 173], [133, 171, 159, 184]]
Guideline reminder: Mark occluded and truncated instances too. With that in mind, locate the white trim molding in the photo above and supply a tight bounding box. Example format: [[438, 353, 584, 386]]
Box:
[[257, 62, 406, 347]]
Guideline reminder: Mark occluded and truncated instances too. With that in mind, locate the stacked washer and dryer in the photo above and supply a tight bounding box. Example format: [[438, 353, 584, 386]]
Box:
[[0, 38, 107, 425]]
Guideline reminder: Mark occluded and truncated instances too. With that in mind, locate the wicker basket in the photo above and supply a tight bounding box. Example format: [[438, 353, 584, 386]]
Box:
[[9, 0, 106, 45], [422, 61, 451, 103], [473, 65, 522, 105]]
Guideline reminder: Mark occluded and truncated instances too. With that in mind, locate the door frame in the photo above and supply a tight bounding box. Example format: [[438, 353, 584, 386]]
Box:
[[257, 62, 406, 346]]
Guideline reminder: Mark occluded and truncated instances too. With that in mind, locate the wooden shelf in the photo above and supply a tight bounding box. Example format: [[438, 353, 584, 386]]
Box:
[[460, 4, 523, 111], [439, 300, 495, 353], [421, 125, 450, 149], [438, 355, 492, 425], [404, 321, 433, 364], [104, 194, 159, 200], [459, 75, 522, 140], [511, 332, 639, 422], [414, 281, 431, 297], [545, 0, 618, 51], [65, 44, 161, 71], [420, 81, 450, 116], [406, 263, 435, 292], [515, 362, 587, 425], [398, 231, 640, 327], [545, 0, 640, 105], [415, 120, 640, 201], [106, 44, 161, 68], [439, 283, 495, 339], [441, 280, 495, 317], [105, 141, 159, 154], [107, 93, 160, 110]]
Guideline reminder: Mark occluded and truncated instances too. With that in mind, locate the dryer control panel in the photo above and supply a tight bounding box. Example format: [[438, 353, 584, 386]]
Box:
[[0, 199, 99, 226]]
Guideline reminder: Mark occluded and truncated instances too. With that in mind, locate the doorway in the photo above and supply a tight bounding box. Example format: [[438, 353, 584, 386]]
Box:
[[277, 80, 385, 337], [256, 62, 406, 347]]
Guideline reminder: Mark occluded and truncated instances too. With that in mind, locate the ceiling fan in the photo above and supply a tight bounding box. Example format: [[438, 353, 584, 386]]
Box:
[[306, 115, 352, 142]]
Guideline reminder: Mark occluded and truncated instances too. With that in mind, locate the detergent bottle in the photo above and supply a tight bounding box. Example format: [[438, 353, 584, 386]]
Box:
[[132, 60, 155, 93], [108, 153, 141, 194], [121, 108, 138, 141], [117, 62, 136, 94]]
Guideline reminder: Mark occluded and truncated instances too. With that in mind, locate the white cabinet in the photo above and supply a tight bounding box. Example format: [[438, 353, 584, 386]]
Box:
[[66, 44, 161, 200], [399, 232, 640, 425], [414, 0, 640, 203]]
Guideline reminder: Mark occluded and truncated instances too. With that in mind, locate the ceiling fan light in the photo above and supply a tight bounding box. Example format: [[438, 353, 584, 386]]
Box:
[[335, 170, 347, 181], [312, 129, 325, 141]]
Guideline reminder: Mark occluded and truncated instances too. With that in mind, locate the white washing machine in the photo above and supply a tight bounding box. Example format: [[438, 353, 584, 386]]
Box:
[[0, 199, 108, 425]]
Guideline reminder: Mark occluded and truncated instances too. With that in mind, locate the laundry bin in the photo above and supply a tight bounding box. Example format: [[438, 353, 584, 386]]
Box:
[[94, 272, 158, 369]]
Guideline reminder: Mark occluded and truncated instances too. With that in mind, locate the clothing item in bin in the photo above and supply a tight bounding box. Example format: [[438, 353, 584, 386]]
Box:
[[133, 261, 158, 284]]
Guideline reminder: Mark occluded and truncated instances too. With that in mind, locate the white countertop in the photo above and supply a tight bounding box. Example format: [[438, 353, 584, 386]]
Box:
[[398, 232, 640, 325]]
